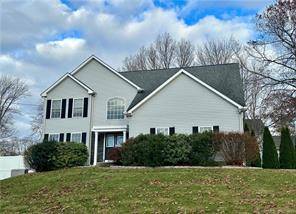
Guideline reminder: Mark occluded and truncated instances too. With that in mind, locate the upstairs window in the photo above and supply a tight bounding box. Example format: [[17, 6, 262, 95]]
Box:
[[51, 100, 61, 118], [73, 98, 83, 117], [107, 98, 125, 119]]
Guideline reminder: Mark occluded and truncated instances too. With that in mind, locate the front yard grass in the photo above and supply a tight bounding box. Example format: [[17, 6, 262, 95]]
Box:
[[1, 167, 295, 213]]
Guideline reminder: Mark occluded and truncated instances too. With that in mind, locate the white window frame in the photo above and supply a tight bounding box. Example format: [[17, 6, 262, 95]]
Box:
[[49, 133, 60, 142], [72, 98, 84, 118], [106, 97, 125, 120], [115, 134, 123, 147], [50, 99, 62, 119], [71, 132, 82, 143], [199, 126, 213, 133], [156, 127, 169, 136]]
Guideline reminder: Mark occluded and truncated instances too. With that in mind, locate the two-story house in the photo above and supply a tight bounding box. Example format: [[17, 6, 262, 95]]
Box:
[[41, 55, 246, 165]]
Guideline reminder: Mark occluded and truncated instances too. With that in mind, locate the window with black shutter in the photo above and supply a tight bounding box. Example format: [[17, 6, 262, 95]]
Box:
[[192, 126, 199, 134], [68, 98, 73, 118], [66, 133, 71, 141], [82, 132, 87, 144], [83, 98, 88, 117], [213, 126, 219, 133], [45, 100, 51, 119], [169, 127, 175, 135], [44, 134, 49, 141], [61, 99, 67, 118], [150, 128, 155, 134], [59, 133, 64, 142]]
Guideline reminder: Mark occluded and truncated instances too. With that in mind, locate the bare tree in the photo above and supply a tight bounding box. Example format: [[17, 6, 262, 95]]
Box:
[[30, 101, 44, 141], [176, 39, 195, 67], [195, 37, 241, 65], [155, 32, 176, 69], [0, 75, 29, 139], [248, 0, 296, 88], [146, 44, 159, 69]]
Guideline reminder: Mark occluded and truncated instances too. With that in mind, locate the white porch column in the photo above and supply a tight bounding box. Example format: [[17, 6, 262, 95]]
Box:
[[93, 131, 98, 166], [123, 130, 127, 143], [103, 134, 106, 162]]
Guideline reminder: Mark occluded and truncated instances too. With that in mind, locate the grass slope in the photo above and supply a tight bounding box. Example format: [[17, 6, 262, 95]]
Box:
[[1, 167, 295, 213]]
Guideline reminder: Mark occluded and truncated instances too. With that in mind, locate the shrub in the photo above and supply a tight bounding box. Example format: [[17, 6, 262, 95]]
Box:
[[121, 134, 166, 166], [163, 134, 191, 165], [213, 132, 247, 166], [107, 147, 122, 164], [279, 127, 296, 169], [189, 132, 216, 166], [262, 127, 279, 169], [24, 141, 88, 172], [245, 134, 261, 167]]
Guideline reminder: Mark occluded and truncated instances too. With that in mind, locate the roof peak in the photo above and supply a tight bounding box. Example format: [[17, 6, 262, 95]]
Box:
[[120, 63, 239, 73]]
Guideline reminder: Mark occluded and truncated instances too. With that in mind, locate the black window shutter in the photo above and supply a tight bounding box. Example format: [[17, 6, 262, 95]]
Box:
[[44, 134, 49, 141], [66, 133, 71, 141], [169, 127, 175, 135], [213, 126, 219, 133], [59, 133, 64, 142], [61, 99, 67, 118], [150, 128, 155, 134], [45, 100, 51, 119], [82, 132, 87, 144], [68, 98, 73, 118], [126, 132, 129, 140], [192, 126, 199, 134], [83, 98, 88, 117]]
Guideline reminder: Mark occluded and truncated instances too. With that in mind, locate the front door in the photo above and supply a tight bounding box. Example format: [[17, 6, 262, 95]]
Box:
[[105, 133, 123, 160]]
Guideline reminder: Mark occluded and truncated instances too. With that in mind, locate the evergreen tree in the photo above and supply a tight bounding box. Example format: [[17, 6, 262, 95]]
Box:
[[279, 127, 296, 169], [244, 123, 250, 133], [262, 127, 279, 169]]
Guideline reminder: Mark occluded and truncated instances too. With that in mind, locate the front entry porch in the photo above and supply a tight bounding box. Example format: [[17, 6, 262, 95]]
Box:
[[91, 126, 127, 165]]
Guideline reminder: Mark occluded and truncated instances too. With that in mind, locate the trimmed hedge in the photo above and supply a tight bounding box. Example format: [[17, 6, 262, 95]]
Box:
[[24, 141, 88, 172], [119, 133, 216, 167]]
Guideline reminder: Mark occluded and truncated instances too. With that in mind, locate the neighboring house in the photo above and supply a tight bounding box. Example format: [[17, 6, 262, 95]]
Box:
[[41, 55, 246, 165]]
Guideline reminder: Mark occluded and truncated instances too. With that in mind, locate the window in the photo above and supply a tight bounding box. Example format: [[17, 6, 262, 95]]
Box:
[[156, 127, 169, 135], [73, 98, 83, 117], [106, 134, 115, 147], [49, 134, 59, 142], [51, 100, 61, 118], [115, 135, 123, 147], [71, 133, 82, 143], [107, 98, 124, 119], [200, 126, 212, 133]]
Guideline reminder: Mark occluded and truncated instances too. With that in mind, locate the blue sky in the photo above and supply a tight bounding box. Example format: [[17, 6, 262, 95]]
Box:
[[0, 0, 274, 138]]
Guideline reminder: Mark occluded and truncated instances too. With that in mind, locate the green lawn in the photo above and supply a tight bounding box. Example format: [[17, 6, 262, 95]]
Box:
[[1, 167, 295, 213]]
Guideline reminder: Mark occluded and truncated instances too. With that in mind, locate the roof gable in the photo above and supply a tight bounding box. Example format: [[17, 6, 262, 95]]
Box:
[[41, 73, 94, 97], [121, 63, 245, 112], [71, 55, 143, 91]]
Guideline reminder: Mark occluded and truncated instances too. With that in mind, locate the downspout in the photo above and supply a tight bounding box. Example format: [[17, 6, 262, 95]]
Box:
[[88, 93, 95, 165], [238, 107, 247, 133]]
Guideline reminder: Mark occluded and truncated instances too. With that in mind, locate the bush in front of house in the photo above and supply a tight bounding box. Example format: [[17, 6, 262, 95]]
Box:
[[163, 134, 191, 165], [279, 127, 296, 169], [24, 141, 88, 172], [107, 147, 122, 164], [244, 133, 261, 167], [262, 127, 279, 169], [189, 132, 216, 166], [121, 134, 167, 167]]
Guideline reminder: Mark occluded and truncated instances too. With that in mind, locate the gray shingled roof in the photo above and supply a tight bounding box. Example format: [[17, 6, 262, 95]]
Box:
[[121, 63, 245, 111]]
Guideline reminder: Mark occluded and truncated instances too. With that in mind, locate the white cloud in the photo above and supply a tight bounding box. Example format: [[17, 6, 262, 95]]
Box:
[[36, 38, 87, 59], [0, 0, 268, 137]]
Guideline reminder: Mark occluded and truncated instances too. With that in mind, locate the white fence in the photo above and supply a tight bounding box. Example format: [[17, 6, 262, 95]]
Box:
[[0, 155, 26, 180]]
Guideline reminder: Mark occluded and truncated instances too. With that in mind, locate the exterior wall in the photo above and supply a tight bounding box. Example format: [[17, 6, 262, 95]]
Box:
[[129, 74, 243, 137], [73, 59, 138, 127], [44, 77, 91, 134]]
